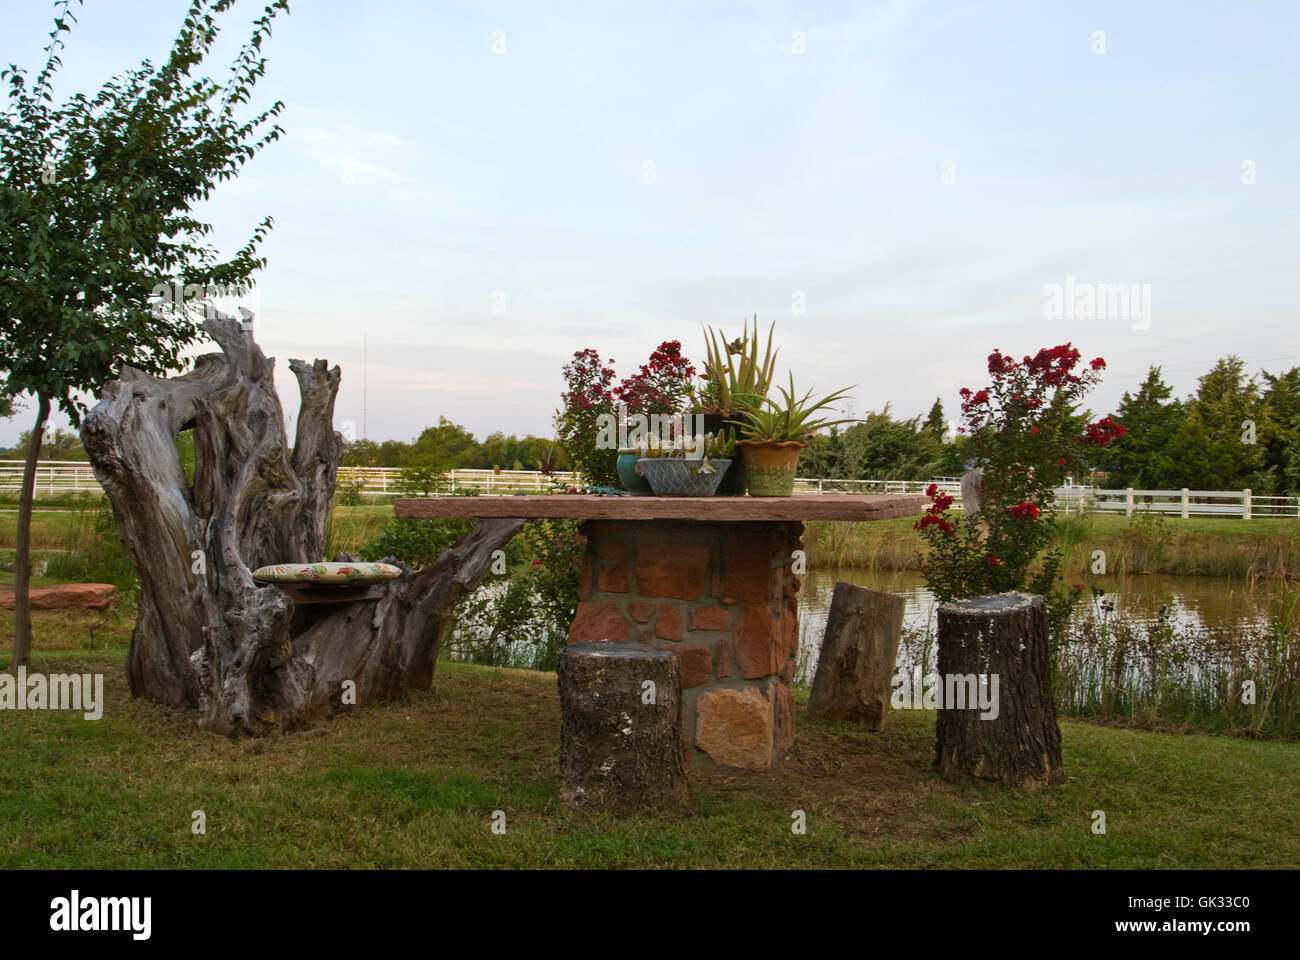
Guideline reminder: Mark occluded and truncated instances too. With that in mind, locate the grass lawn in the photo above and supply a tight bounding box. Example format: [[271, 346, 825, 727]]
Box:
[[2, 648, 1296, 869], [805, 511, 1300, 577]]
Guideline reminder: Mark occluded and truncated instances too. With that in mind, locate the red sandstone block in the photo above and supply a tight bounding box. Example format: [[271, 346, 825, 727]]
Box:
[[695, 685, 774, 771], [655, 604, 683, 641], [714, 638, 734, 679], [774, 681, 795, 753], [596, 539, 628, 561], [690, 606, 732, 632], [777, 602, 798, 665], [597, 561, 629, 593], [734, 604, 779, 678], [628, 601, 657, 623], [723, 529, 776, 604], [678, 645, 713, 688], [636, 542, 710, 600], [567, 600, 628, 645]]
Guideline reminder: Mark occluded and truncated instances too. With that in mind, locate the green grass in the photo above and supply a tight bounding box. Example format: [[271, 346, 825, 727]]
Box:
[[1, 651, 1296, 868], [805, 512, 1300, 578]]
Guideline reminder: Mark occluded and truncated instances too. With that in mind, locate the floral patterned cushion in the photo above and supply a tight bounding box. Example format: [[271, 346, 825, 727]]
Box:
[[250, 562, 402, 585]]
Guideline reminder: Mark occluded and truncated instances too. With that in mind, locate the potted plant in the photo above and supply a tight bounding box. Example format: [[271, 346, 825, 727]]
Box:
[[635, 431, 735, 497], [730, 375, 857, 496], [689, 317, 779, 495]]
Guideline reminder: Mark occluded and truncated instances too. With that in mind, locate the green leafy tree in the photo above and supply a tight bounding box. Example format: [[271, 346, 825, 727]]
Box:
[[1101, 366, 1185, 488], [398, 417, 483, 494], [4, 425, 87, 460], [0, 0, 289, 665], [1173, 357, 1269, 492], [1261, 367, 1300, 497]]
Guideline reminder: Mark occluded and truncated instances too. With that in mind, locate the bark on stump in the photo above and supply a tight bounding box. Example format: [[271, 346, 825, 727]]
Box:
[[807, 582, 904, 730], [934, 591, 1066, 789], [78, 314, 521, 734], [557, 642, 687, 811]]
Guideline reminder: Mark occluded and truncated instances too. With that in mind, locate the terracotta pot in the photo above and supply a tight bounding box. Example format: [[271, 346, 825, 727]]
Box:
[[736, 440, 806, 496]]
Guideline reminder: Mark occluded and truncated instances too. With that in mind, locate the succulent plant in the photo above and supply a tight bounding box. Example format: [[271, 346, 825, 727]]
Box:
[[731, 374, 858, 444]]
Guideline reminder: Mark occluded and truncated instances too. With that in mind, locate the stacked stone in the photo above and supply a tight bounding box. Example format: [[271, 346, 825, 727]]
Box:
[[566, 519, 802, 771]]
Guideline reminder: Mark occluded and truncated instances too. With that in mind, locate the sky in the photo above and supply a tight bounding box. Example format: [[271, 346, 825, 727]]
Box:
[[3, 0, 1299, 449]]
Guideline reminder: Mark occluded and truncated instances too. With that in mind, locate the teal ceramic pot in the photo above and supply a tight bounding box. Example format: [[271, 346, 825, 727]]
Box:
[[617, 449, 653, 495]]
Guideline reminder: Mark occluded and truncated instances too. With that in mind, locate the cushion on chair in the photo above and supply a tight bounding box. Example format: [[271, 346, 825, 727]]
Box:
[[250, 561, 403, 585]]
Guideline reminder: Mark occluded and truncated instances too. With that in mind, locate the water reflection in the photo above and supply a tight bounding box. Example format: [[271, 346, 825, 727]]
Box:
[[795, 567, 1281, 685]]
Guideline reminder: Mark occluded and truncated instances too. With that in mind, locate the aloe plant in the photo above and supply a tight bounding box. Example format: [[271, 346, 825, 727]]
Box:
[[731, 374, 858, 444], [697, 316, 779, 415]]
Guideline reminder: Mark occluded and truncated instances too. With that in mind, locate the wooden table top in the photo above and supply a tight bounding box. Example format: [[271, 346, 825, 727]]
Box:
[[394, 493, 925, 523]]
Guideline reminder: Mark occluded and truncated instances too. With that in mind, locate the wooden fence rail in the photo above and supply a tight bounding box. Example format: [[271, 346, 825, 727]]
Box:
[[2, 461, 1297, 518]]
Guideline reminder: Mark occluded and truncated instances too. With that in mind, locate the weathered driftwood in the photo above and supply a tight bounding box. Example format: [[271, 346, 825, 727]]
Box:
[[807, 582, 904, 730], [557, 642, 687, 810], [961, 467, 988, 535], [934, 592, 1066, 789], [80, 314, 520, 734]]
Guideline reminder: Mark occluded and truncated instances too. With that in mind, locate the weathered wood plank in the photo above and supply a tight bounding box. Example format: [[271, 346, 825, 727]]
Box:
[[395, 493, 925, 522]]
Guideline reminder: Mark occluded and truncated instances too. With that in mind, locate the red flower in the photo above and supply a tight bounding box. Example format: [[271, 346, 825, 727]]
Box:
[[1057, 458, 1067, 466], [1030, 425, 1039, 434], [987, 557, 1001, 565], [1083, 415, 1126, 447], [1008, 502, 1040, 521], [1090, 358, 1106, 370], [915, 514, 956, 538]]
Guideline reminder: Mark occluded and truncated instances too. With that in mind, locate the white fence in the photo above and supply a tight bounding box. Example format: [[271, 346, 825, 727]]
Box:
[[2, 461, 1297, 518]]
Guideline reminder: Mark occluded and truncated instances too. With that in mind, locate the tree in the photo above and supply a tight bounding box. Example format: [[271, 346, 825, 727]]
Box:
[[3, 425, 87, 461], [1102, 366, 1185, 488], [81, 315, 522, 733], [399, 417, 482, 494], [1175, 357, 1269, 492], [1261, 367, 1300, 497], [1, 0, 288, 666]]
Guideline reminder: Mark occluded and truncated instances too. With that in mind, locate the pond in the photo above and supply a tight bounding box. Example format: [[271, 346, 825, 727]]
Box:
[[794, 567, 1288, 687]]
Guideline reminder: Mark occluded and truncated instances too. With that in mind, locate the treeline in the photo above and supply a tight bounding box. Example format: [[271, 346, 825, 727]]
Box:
[[340, 417, 567, 473], [795, 358, 1300, 496], [5, 356, 1298, 497], [1099, 360, 1299, 495], [798, 401, 967, 481]]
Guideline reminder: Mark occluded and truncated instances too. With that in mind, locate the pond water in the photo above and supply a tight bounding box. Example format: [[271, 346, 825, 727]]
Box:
[[794, 567, 1285, 686]]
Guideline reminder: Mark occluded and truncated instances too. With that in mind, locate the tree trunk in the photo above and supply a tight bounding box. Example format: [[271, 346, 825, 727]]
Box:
[[807, 582, 904, 730], [934, 591, 1066, 789], [557, 641, 687, 810], [80, 314, 520, 734], [11, 392, 49, 668]]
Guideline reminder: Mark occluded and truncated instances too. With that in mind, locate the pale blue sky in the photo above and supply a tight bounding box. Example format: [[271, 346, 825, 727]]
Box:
[[4, 0, 1298, 447]]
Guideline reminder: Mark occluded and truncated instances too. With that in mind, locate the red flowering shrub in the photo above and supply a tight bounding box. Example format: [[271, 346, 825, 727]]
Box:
[[917, 343, 1125, 641], [615, 340, 696, 415], [555, 341, 697, 486]]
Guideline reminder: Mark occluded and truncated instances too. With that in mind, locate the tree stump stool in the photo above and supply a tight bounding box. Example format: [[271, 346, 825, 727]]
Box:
[[557, 642, 687, 811], [934, 592, 1066, 790], [807, 582, 904, 730]]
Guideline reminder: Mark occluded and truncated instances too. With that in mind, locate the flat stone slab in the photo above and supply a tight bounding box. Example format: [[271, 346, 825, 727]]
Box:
[[395, 493, 925, 522], [0, 583, 116, 610]]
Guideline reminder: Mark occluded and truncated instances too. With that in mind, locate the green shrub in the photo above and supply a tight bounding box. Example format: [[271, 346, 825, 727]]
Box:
[[43, 497, 140, 610]]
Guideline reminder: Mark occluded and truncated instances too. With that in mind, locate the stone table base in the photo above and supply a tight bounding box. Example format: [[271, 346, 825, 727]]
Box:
[[567, 519, 803, 772]]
